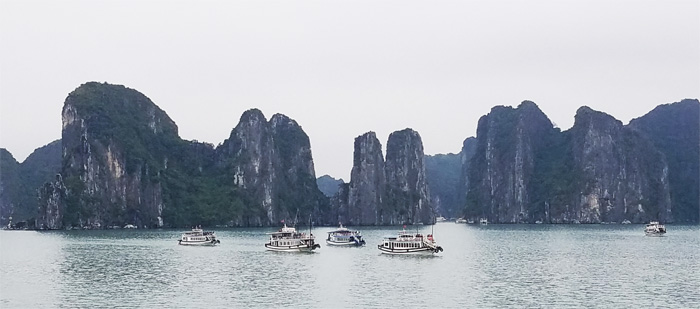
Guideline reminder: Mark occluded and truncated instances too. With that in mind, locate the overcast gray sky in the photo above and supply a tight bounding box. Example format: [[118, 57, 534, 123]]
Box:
[[1, 0, 698, 180]]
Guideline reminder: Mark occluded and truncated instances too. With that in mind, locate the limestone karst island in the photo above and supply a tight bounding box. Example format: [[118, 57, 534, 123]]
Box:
[[1, 82, 698, 229]]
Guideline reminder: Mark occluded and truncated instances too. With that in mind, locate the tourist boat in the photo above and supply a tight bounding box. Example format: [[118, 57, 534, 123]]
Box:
[[265, 224, 320, 252], [326, 224, 365, 246], [479, 218, 488, 225], [178, 227, 220, 246], [455, 218, 467, 224], [645, 221, 666, 236], [378, 229, 443, 255]]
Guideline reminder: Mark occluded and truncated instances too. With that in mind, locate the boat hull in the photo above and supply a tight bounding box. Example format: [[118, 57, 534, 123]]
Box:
[[326, 239, 364, 246], [377, 245, 439, 255], [645, 232, 666, 237], [265, 243, 320, 252], [178, 240, 220, 246]]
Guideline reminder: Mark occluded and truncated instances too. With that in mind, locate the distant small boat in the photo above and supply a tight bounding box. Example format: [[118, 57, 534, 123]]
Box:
[[435, 217, 447, 222], [455, 218, 467, 224], [326, 224, 365, 246], [621, 219, 631, 224], [378, 229, 443, 255], [535, 220, 542, 224], [178, 227, 220, 246], [265, 224, 320, 252], [479, 218, 488, 225], [645, 221, 666, 236], [123, 224, 137, 229]]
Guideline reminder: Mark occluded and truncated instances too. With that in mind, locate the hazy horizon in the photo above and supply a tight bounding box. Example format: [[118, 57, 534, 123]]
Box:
[[1, 0, 698, 180]]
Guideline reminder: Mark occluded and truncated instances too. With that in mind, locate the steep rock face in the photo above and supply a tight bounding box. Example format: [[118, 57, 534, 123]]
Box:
[[217, 110, 327, 226], [384, 129, 433, 224], [465, 101, 555, 223], [37, 175, 65, 229], [269, 113, 328, 225], [19, 140, 63, 224], [346, 132, 386, 225], [566, 107, 671, 223], [0, 149, 20, 225], [328, 182, 350, 224], [424, 152, 461, 219], [629, 99, 699, 223], [218, 109, 277, 225], [455, 137, 477, 216], [1, 141, 62, 226], [52, 82, 178, 228], [32, 82, 329, 229], [331, 129, 433, 225], [463, 101, 674, 224]]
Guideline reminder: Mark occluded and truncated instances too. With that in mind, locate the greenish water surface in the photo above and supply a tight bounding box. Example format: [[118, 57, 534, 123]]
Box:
[[1, 223, 698, 308]]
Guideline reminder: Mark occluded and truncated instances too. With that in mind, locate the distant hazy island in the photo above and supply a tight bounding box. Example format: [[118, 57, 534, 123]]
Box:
[[1, 82, 697, 229]]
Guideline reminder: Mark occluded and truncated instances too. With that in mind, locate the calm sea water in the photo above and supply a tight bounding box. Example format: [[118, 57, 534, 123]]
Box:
[[1, 223, 698, 308]]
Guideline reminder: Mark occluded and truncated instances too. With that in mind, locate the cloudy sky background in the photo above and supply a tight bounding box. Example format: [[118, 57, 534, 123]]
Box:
[[1, 0, 698, 180]]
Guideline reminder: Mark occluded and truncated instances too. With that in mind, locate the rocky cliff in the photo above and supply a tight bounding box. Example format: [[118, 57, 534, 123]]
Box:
[[269, 113, 328, 225], [465, 101, 556, 223], [0, 149, 20, 225], [464, 101, 674, 223], [454, 137, 477, 217], [563, 107, 671, 223], [385, 129, 433, 224], [346, 132, 386, 225], [216, 110, 328, 226], [37, 174, 66, 229], [629, 99, 699, 223], [424, 152, 461, 218], [51, 82, 178, 228], [36, 82, 328, 229], [217, 109, 277, 226], [1, 140, 62, 226], [330, 129, 433, 225]]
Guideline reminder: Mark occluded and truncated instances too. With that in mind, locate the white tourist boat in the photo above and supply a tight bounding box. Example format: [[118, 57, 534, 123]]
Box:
[[479, 218, 488, 225], [326, 224, 365, 246], [378, 229, 443, 255], [455, 218, 467, 224], [265, 224, 320, 252], [645, 221, 666, 236], [178, 227, 220, 246]]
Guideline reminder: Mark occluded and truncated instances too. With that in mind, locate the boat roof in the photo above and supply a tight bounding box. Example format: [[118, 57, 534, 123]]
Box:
[[267, 224, 297, 234], [380, 229, 433, 240], [327, 223, 353, 233]]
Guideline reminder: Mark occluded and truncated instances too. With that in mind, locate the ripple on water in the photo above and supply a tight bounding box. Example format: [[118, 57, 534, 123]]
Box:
[[1, 225, 699, 308]]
